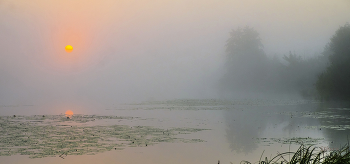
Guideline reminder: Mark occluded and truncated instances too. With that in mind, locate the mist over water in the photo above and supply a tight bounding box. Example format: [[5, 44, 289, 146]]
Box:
[[1, 0, 349, 108], [1, 1, 350, 163]]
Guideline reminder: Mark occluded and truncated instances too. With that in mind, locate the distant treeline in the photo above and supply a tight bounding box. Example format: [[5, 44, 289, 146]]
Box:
[[220, 23, 350, 101]]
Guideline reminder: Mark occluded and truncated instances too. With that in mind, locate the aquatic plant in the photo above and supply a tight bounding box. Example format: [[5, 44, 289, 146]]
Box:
[[240, 144, 350, 164], [0, 115, 208, 158]]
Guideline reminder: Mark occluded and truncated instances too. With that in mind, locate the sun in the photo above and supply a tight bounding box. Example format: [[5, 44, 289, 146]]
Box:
[[65, 45, 73, 53], [65, 110, 74, 118]]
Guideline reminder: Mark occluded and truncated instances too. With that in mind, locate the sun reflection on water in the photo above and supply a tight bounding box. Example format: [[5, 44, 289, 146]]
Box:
[[65, 110, 74, 118]]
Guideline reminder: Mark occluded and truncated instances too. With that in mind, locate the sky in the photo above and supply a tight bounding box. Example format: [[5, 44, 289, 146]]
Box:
[[0, 0, 349, 108]]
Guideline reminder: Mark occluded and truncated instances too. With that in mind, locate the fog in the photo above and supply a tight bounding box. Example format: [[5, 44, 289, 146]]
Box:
[[1, 0, 349, 107]]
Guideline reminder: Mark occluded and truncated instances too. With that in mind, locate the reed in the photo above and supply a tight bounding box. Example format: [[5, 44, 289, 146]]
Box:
[[240, 144, 350, 164]]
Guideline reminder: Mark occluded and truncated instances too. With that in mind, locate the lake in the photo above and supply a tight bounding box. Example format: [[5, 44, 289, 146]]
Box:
[[1, 99, 349, 164]]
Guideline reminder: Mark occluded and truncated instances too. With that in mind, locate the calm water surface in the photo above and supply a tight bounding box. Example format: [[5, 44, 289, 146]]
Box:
[[1, 99, 349, 164]]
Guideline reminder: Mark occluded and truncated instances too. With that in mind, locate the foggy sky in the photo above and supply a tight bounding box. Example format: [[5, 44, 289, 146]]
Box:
[[0, 0, 349, 106]]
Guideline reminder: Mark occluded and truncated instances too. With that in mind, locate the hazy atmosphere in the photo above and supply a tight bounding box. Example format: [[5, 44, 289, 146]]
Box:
[[1, 0, 349, 106], [1, 1, 350, 163]]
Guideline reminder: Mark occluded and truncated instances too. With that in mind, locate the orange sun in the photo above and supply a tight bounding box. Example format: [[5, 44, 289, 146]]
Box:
[[65, 110, 74, 118], [65, 45, 73, 53]]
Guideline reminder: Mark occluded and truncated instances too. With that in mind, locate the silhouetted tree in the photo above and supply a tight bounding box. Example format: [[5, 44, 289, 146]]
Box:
[[276, 51, 327, 98], [316, 23, 350, 101], [221, 26, 268, 93], [225, 26, 266, 66], [220, 26, 329, 98], [282, 51, 302, 66]]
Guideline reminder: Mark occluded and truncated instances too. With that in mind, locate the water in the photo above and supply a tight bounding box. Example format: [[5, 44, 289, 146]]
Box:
[[0, 99, 349, 164]]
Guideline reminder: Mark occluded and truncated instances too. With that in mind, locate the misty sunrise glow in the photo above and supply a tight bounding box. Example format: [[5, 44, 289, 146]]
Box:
[[65, 45, 73, 53], [1, 0, 350, 163]]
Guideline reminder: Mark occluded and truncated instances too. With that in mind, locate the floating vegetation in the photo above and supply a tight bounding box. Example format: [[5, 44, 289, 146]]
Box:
[[329, 107, 350, 111], [241, 144, 350, 164], [256, 137, 324, 146], [0, 115, 209, 158], [301, 110, 347, 120], [305, 125, 350, 131], [131, 99, 319, 107], [130, 99, 236, 106], [110, 99, 320, 111], [133, 106, 232, 111], [299, 109, 350, 131]]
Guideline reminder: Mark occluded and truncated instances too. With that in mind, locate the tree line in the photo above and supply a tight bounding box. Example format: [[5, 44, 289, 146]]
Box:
[[220, 23, 350, 101]]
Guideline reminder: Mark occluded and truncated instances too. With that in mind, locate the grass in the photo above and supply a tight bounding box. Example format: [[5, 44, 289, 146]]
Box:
[[240, 144, 350, 164]]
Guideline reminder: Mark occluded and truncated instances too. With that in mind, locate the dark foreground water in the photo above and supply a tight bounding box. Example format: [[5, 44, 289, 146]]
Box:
[[1, 99, 349, 164]]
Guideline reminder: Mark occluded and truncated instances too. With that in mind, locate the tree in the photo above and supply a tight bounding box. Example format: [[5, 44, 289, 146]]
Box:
[[225, 26, 266, 67], [221, 26, 268, 93], [316, 23, 350, 101]]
